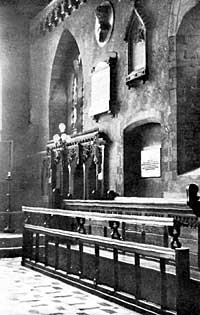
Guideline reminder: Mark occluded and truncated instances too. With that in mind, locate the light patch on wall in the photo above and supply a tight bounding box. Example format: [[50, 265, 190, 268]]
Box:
[[141, 145, 161, 178]]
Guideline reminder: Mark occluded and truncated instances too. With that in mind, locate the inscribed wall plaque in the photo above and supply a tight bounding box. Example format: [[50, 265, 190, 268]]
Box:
[[141, 146, 161, 178]]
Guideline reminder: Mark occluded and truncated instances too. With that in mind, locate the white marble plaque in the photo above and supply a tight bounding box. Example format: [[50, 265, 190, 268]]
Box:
[[89, 61, 110, 117], [141, 146, 161, 178]]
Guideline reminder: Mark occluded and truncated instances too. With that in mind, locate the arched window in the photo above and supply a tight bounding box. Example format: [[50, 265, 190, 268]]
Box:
[[49, 30, 83, 138]]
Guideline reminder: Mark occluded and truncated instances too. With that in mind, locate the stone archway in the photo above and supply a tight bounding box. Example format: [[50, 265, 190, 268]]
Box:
[[168, 0, 199, 37], [48, 29, 84, 201], [49, 28, 83, 139], [176, 3, 200, 174], [167, 0, 200, 177]]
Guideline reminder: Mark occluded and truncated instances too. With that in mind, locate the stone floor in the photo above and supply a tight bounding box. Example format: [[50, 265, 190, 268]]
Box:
[[0, 258, 142, 315]]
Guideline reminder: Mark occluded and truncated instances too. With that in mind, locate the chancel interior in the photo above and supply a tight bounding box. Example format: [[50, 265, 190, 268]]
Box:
[[1, 1, 200, 314]]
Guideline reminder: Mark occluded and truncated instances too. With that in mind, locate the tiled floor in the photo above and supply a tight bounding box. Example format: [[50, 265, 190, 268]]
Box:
[[0, 258, 142, 315]]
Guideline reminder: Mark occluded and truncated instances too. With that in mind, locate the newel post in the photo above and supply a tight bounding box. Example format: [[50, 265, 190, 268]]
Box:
[[175, 248, 190, 315]]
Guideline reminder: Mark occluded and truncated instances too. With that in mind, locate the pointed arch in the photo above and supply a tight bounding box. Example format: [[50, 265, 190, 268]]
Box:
[[168, 0, 200, 37], [49, 28, 83, 139], [167, 0, 200, 177]]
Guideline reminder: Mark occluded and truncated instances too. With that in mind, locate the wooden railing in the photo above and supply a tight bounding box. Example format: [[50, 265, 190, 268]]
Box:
[[22, 206, 192, 315], [22, 206, 181, 249], [62, 198, 200, 268], [62, 198, 196, 226]]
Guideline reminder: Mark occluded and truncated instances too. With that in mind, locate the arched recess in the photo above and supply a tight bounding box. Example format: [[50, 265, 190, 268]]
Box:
[[49, 29, 84, 200], [124, 122, 162, 197], [176, 3, 200, 174], [168, 0, 200, 176], [49, 29, 83, 139]]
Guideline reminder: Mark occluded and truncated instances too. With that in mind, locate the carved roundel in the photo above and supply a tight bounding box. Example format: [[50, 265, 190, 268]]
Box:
[[95, 1, 114, 47]]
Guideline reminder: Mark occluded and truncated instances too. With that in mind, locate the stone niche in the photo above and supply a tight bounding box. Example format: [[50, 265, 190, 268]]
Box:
[[94, 0, 114, 47]]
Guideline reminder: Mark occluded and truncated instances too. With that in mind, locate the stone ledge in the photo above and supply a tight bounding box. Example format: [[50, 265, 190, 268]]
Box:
[[0, 247, 22, 258]]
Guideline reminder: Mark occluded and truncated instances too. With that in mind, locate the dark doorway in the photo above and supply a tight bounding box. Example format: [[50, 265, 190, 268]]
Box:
[[124, 122, 162, 197]]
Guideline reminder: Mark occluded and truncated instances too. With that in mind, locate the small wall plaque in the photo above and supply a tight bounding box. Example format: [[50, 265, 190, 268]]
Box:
[[141, 146, 161, 178]]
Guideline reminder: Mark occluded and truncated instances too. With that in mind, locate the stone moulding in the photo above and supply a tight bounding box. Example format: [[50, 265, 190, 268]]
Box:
[[30, 0, 87, 41]]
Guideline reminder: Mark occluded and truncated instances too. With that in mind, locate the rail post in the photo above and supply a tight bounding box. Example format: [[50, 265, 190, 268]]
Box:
[[175, 248, 190, 315]]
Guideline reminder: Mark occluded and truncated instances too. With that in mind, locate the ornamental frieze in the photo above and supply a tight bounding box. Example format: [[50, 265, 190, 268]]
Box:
[[47, 129, 108, 171], [67, 143, 80, 164], [30, 0, 87, 42], [81, 141, 104, 169], [82, 143, 93, 163]]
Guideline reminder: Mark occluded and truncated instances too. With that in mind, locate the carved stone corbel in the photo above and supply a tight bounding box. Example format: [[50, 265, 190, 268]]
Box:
[[67, 143, 80, 166], [82, 143, 93, 163]]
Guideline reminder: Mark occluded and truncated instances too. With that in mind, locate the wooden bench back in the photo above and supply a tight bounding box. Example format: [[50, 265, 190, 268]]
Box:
[[22, 206, 174, 226]]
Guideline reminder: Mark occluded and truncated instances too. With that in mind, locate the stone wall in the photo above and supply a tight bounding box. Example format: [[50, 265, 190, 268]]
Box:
[[2, 0, 200, 227], [0, 2, 48, 229], [29, 0, 173, 201], [0, 4, 31, 218]]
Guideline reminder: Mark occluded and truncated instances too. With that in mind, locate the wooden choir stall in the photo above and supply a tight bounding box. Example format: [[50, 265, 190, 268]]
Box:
[[46, 129, 108, 207]]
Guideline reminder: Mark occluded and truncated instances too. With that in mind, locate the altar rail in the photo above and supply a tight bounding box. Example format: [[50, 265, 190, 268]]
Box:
[[22, 219, 191, 315], [62, 198, 195, 225], [62, 198, 200, 268], [22, 206, 180, 249]]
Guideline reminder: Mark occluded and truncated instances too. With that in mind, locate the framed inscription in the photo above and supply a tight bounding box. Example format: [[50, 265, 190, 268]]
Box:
[[141, 146, 161, 178]]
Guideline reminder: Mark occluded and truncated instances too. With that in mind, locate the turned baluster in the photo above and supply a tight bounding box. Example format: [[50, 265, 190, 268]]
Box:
[[66, 242, 72, 274], [94, 244, 100, 286], [109, 221, 121, 240], [76, 217, 86, 234], [168, 220, 182, 249], [55, 238, 59, 270], [35, 233, 40, 263]]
